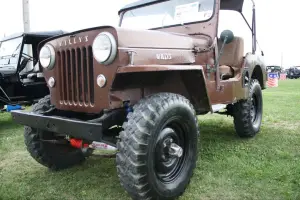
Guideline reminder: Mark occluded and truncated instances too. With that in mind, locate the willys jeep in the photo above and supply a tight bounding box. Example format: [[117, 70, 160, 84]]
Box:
[[0, 31, 64, 107], [11, 0, 267, 199]]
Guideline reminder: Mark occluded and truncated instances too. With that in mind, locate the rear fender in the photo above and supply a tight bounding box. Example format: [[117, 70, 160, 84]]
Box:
[[110, 65, 212, 114], [243, 53, 267, 89]]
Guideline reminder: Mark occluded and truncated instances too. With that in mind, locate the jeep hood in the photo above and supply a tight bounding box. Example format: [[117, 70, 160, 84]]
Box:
[[115, 27, 210, 50]]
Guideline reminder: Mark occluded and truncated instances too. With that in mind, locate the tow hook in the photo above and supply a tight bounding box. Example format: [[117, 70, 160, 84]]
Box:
[[70, 138, 89, 148]]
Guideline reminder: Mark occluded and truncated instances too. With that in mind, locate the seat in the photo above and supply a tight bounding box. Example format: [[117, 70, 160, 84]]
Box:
[[219, 65, 234, 80], [217, 37, 244, 80], [20, 62, 41, 80]]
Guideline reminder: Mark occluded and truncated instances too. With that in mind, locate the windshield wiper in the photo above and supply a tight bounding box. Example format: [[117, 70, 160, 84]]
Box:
[[11, 43, 22, 57], [14, 43, 21, 51]]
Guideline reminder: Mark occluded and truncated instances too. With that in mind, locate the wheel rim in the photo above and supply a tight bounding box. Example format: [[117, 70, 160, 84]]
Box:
[[154, 118, 188, 183], [250, 94, 258, 123]]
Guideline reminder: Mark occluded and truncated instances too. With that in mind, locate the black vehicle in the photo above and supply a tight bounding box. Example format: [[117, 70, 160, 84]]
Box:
[[286, 66, 300, 79], [0, 31, 64, 106]]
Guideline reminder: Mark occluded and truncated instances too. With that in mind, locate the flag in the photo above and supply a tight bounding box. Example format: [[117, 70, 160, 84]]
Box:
[[279, 73, 287, 80]]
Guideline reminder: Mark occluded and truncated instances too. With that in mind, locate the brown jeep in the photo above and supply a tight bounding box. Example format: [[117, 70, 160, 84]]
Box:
[[11, 0, 266, 199]]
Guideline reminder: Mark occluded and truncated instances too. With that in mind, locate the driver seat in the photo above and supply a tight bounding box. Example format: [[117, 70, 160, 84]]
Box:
[[218, 37, 244, 80]]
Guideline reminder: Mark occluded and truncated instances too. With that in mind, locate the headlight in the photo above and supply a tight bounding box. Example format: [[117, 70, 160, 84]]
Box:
[[39, 44, 55, 69], [92, 32, 117, 65]]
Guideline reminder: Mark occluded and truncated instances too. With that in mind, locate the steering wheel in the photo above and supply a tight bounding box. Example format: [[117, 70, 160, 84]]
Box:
[[21, 52, 36, 63], [22, 52, 34, 60]]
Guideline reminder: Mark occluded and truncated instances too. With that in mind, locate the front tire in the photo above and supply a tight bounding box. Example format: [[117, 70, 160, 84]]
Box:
[[24, 95, 86, 170], [232, 79, 263, 138], [116, 93, 199, 200]]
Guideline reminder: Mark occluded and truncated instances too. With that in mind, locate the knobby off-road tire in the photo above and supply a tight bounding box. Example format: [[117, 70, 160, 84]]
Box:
[[232, 79, 263, 138], [116, 93, 199, 200], [24, 95, 85, 170]]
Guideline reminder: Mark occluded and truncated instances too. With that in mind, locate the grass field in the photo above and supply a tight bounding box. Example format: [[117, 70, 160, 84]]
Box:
[[0, 80, 300, 200]]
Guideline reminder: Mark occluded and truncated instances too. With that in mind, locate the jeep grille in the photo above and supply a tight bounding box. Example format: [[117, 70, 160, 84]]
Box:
[[57, 46, 94, 106]]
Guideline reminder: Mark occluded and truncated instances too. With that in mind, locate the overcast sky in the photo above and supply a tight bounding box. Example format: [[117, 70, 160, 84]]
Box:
[[0, 0, 299, 68]]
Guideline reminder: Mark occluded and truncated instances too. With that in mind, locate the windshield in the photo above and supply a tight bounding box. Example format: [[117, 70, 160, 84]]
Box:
[[121, 0, 214, 30], [0, 37, 23, 58]]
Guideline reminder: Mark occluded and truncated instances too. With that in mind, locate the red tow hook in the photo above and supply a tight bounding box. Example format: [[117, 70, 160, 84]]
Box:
[[70, 138, 89, 149]]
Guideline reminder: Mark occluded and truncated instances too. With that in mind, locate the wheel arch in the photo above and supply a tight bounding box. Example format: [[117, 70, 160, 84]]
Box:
[[251, 65, 266, 89]]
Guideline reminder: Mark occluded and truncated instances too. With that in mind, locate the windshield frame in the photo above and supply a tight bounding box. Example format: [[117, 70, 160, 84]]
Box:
[[0, 36, 25, 74], [0, 36, 24, 59], [119, 0, 216, 30]]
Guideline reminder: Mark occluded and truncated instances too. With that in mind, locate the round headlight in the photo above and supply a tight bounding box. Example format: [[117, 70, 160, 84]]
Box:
[[39, 44, 55, 69], [92, 32, 117, 65]]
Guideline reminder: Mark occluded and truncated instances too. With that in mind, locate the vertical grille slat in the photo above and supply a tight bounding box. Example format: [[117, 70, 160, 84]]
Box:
[[57, 52, 63, 102], [86, 47, 91, 104], [81, 48, 86, 104], [88, 46, 94, 104], [71, 49, 77, 103], [78, 48, 83, 103], [66, 50, 72, 103], [75, 48, 80, 103], [58, 46, 94, 106], [62, 51, 67, 103], [82, 47, 88, 105], [69, 49, 74, 103]]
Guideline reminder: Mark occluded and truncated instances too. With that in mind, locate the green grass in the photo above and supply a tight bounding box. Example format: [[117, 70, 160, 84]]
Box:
[[1, 80, 300, 200]]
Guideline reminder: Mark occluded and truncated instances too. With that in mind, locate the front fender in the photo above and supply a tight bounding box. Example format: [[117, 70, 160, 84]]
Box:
[[110, 65, 212, 114]]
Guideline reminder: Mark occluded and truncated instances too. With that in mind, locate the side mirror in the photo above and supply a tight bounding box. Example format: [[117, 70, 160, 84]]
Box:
[[220, 30, 234, 44], [214, 30, 235, 81]]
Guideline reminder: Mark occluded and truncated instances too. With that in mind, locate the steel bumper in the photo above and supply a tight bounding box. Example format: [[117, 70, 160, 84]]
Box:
[[11, 110, 103, 142]]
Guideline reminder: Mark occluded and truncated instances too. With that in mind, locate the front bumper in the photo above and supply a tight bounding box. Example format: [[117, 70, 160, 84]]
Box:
[[11, 110, 103, 142]]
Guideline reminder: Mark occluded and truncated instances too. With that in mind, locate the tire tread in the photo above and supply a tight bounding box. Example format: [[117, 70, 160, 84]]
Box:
[[233, 79, 262, 138], [116, 93, 199, 199]]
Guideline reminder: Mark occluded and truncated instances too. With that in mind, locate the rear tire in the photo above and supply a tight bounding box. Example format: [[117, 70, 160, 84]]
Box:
[[116, 93, 199, 200], [24, 95, 86, 170], [232, 79, 263, 138]]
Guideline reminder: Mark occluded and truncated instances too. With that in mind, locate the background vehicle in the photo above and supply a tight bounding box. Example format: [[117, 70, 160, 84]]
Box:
[[286, 66, 300, 79], [11, 0, 266, 199], [266, 65, 282, 78], [0, 31, 64, 106]]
